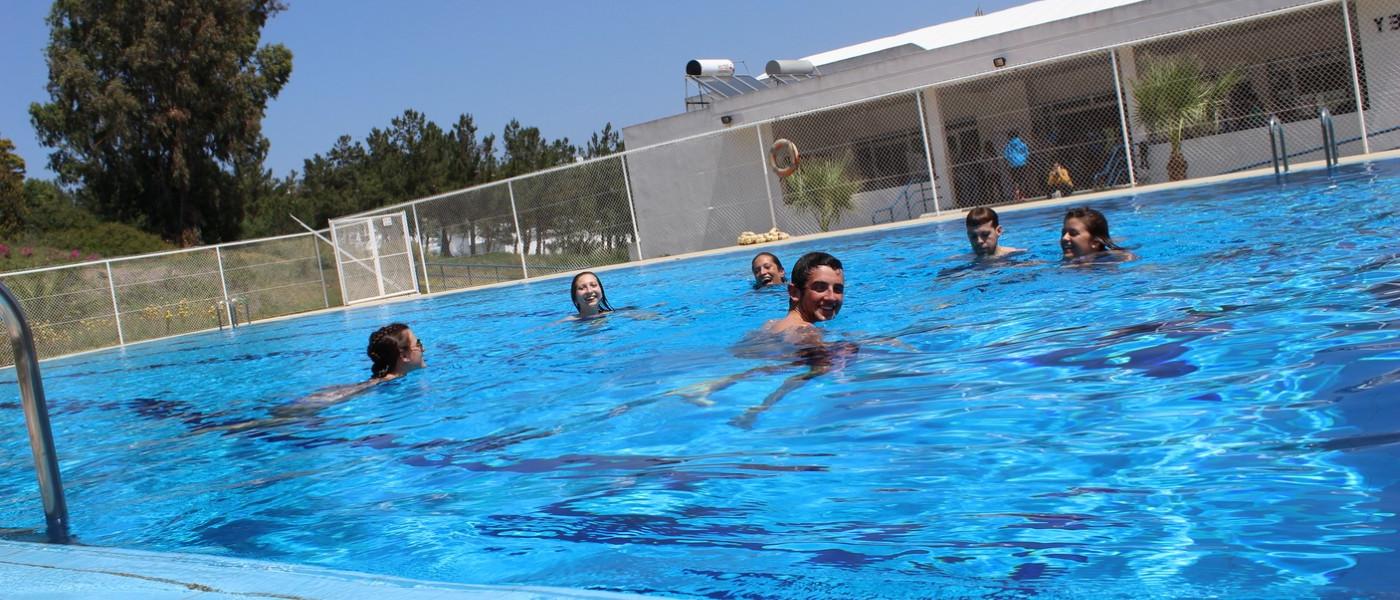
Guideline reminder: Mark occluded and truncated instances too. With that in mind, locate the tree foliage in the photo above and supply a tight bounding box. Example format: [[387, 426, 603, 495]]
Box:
[[1, 136, 27, 237], [782, 154, 860, 232], [1133, 56, 1240, 179], [29, 0, 293, 245]]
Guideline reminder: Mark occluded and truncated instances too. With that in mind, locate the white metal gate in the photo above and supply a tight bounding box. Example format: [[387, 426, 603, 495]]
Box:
[[328, 211, 420, 305]]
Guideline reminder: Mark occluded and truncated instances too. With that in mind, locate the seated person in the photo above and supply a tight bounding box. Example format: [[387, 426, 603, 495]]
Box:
[[1047, 162, 1074, 198], [1060, 207, 1132, 261], [751, 252, 787, 289], [570, 271, 615, 319], [965, 207, 1023, 259]]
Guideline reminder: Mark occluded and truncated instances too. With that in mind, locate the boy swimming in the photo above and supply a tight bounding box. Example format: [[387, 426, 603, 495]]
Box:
[[965, 207, 1023, 258]]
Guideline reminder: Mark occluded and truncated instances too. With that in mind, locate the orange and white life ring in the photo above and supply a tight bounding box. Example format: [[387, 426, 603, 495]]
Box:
[[770, 138, 800, 178]]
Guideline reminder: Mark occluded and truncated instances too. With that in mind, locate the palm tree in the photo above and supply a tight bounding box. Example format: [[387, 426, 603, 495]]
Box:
[[1133, 57, 1240, 181], [782, 153, 860, 232]]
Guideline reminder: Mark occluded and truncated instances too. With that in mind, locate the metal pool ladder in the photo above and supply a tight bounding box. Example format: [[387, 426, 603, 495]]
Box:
[[1268, 114, 1289, 179], [0, 281, 71, 543], [1319, 107, 1339, 172]]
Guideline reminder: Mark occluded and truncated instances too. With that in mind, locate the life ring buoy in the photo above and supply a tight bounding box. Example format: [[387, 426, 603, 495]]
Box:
[[770, 138, 799, 178]]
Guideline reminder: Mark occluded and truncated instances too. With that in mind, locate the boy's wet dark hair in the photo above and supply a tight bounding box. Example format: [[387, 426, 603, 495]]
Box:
[[965, 207, 1000, 229], [368, 323, 411, 379], [791, 252, 843, 291], [1063, 207, 1121, 250]]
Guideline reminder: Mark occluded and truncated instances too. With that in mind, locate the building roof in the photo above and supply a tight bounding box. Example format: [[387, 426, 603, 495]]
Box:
[[798, 0, 1146, 70]]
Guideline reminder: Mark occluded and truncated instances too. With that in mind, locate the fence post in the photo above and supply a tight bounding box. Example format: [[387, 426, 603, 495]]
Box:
[[311, 234, 329, 308], [1342, 0, 1370, 154], [619, 154, 644, 261], [507, 181, 530, 278], [754, 125, 780, 230], [411, 202, 433, 294], [105, 261, 125, 345], [1110, 48, 1138, 187], [913, 90, 942, 216], [214, 247, 235, 328]]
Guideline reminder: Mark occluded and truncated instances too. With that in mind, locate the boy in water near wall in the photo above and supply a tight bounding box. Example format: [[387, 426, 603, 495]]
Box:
[[965, 207, 1023, 259]]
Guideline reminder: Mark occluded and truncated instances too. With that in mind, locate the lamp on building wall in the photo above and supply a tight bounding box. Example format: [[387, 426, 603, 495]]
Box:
[[993, 56, 1007, 68], [720, 115, 734, 125]]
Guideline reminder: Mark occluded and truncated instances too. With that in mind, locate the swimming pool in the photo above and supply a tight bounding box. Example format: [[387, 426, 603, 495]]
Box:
[[3, 160, 1399, 598]]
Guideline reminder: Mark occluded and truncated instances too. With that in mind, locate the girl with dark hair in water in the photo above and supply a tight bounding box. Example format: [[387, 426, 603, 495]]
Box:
[[751, 252, 787, 288], [570, 271, 615, 319], [367, 322, 426, 380], [1060, 207, 1132, 261], [197, 323, 426, 432]]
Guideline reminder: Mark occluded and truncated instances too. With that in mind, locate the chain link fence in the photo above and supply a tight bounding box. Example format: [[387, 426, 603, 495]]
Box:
[[6, 0, 1398, 363], [1, 232, 331, 365]]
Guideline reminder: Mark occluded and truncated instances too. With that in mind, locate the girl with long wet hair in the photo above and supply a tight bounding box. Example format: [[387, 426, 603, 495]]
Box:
[[570, 271, 615, 319]]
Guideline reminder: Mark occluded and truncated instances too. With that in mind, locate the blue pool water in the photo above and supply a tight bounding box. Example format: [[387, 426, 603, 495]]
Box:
[[4, 161, 1400, 598]]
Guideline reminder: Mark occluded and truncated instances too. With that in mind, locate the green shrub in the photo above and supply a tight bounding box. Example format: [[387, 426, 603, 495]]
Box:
[[43, 222, 172, 257]]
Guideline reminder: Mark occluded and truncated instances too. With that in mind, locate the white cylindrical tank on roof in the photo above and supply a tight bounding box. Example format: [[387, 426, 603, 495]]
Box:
[[765, 60, 816, 76], [686, 59, 735, 77]]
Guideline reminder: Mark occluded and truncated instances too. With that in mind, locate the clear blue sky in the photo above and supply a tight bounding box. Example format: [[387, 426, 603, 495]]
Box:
[[1, 0, 1028, 181]]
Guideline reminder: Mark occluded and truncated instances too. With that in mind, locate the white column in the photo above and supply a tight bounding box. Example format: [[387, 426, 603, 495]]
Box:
[[214, 247, 235, 326], [1110, 48, 1138, 187], [1342, 0, 1370, 154], [328, 221, 351, 305], [914, 90, 942, 215], [507, 181, 530, 278], [620, 154, 644, 260], [754, 124, 779, 230], [411, 202, 432, 294], [311, 234, 329, 308], [105, 261, 125, 345]]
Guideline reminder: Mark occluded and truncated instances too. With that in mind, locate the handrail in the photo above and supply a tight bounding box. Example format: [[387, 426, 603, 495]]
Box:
[[1319, 107, 1338, 171], [0, 281, 71, 544], [1268, 114, 1289, 179]]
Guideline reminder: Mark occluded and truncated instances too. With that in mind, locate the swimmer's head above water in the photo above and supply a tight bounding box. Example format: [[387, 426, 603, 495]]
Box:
[[965, 207, 1005, 257], [571, 271, 614, 318], [751, 252, 786, 288], [1061, 207, 1120, 259], [367, 323, 426, 380], [788, 251, 844, 324]]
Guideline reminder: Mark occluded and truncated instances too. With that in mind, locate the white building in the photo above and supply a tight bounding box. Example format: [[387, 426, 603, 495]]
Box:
[[620, 0, 1400, 257]]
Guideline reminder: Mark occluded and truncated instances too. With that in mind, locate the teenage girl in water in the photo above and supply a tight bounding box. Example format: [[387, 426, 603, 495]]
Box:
[[570, 271, 615, 319], [1060, 207, 1133, 261]]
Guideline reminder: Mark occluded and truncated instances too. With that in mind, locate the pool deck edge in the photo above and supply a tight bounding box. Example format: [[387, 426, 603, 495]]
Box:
[[0, 539, 657, 599]]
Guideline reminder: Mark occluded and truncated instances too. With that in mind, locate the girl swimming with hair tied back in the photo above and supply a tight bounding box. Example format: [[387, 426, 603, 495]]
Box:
[[367, 322, 426, 380]]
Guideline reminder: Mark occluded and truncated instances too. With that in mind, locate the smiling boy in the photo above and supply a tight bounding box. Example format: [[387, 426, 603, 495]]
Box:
[[766, 251, 844, 336]]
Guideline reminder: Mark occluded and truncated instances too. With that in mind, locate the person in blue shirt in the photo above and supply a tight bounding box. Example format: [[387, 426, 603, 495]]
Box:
[[1003, 131, 1030, 201]]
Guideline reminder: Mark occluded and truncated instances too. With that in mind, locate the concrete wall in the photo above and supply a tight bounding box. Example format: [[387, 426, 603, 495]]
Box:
[[626, 127, 775, 258], [1357, 0, 1400, 150], [623, 0, 1323, 148]]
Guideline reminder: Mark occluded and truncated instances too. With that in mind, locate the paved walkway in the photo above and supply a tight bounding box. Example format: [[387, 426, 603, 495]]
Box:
[[0, 540, 654, 599]]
